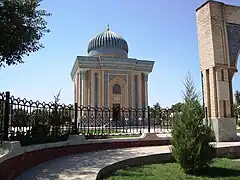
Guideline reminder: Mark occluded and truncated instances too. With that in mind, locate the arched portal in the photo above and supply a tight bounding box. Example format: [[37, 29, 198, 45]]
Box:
[[112, 83, 121, 94], [196, 1, 240, 142]]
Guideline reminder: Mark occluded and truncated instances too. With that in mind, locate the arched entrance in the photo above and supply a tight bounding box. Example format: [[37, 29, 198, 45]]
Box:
[[196, 1, 240, 142]]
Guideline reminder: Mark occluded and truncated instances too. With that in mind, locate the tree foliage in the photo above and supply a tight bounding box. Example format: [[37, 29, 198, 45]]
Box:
[[0, 0, 51, 67], [235, 90, 240, 107], [171, 102, 184, 113], [11, 108, 29, 126], [171, 71, 215, 174]]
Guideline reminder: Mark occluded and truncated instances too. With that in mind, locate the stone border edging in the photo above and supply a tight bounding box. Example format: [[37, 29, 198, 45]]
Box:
[[1, 133, 240, 180], [96, 153, 173, 180]]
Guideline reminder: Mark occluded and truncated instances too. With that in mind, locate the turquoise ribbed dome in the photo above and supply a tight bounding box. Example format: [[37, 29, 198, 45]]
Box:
[[87, 25, 128, 58]]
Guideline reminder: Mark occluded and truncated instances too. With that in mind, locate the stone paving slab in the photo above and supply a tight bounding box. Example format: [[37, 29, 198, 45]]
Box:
[[14, 141, 240, 180], [15, 146, 171, 180]]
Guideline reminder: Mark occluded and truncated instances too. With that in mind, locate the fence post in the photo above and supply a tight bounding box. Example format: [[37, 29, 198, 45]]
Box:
[[4, 91, 10, 141], [74, 103, 78, 134], [147, 106, 151, 133]]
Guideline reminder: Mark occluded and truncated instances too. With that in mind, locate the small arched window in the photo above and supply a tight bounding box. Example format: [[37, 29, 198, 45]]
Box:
[[112, 83, 121, 94]]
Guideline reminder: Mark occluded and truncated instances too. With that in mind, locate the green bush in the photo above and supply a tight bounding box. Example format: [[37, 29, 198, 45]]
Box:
[[171, 71, 215, 174]]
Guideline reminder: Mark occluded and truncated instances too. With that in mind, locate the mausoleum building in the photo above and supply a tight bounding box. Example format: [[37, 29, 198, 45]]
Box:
[[70, 25, 154, 109]]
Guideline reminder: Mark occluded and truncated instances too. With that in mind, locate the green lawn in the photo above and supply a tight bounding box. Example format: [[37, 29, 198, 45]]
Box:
[[106, 158, 240, 180], [107, 134, 140, 138]]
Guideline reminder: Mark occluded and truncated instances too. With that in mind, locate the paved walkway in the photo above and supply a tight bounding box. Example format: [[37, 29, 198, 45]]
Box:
[[14, 141, 240, 180], [15, 146, 171, 180]]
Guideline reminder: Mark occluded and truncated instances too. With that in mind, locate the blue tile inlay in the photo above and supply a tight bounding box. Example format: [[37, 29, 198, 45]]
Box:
[[226, 23, 240, 67]]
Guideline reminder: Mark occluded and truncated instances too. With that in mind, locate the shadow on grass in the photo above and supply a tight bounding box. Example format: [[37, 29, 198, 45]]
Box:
[[197, 167, 240, 178]]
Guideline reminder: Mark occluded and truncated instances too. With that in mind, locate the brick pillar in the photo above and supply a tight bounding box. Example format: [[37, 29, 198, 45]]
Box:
[[209, 67, 218, 118], [202, 70, 211, 118]]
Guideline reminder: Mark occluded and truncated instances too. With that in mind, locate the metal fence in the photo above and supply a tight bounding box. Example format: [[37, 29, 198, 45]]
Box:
[[0, 91, 174, 145]]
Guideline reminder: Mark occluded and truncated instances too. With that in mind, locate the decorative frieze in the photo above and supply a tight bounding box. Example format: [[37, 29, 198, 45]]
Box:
[[109, 74, 127, 82]]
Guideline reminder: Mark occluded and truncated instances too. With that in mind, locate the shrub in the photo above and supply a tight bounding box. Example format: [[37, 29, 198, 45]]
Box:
[[171, 71, 215, 174]]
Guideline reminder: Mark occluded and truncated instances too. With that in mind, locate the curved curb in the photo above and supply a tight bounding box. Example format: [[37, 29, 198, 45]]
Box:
[[0, 139, 170, 180], [96, 153, 173, 180], [96, 145, 240, 180]]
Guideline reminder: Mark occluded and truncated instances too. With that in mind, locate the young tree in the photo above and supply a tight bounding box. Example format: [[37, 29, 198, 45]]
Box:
[[171, 71, 215, 174], [0, 0, 51, 67]]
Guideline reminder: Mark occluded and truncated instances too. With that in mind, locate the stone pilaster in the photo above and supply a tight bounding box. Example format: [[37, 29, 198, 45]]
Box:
[[91, 70, 95, 106], [209, 67, 218, 118], [99, 71, 103, 107], [138, 73, 142, 109], [81, 70, 87, 106], [88, 70, 92, 106], [144, 74, 148, 109], [202, 70, 211, 118], [79, 71, 82, 106], [76, 72, 80, 104], [131, 72, 135, 108], [102, 71, 105, 107]]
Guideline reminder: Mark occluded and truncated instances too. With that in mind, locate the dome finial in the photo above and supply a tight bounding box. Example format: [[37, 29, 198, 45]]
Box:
[[106, 24, 110, 31]]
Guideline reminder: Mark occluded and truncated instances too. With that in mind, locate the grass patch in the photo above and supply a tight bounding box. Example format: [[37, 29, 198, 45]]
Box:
[[107, 134, 140, 139], [106, 158, 240, 180]]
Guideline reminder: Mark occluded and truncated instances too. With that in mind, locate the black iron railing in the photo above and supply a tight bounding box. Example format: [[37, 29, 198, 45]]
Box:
[[0, 91, 175, 145]]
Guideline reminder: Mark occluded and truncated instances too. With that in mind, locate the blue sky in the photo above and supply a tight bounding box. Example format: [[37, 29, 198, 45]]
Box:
[[0, 0, 239, 107]]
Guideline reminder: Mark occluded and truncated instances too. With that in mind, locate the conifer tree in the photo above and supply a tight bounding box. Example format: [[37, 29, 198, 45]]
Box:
[[171, 71, 215, 174]]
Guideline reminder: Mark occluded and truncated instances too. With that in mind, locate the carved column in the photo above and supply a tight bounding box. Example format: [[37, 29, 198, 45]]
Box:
[[88, 70, 91, 106], [144, 74, 148, 108], [80, 70, 87, 106], [209, 67, 218, 118], [138, 73, 142, 109], [202, 70, 211, 118], [79, 71, 82, 105], [228, 70, 234, 117], [76, 72, 80, 104]]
